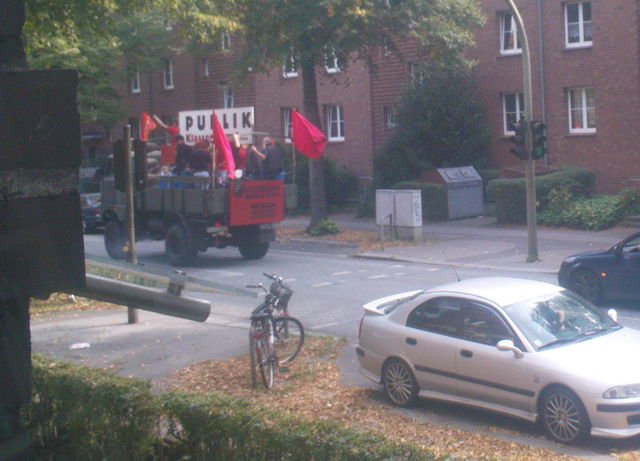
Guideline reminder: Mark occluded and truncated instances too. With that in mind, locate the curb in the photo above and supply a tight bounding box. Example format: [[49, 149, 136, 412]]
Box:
[[351, 252, 559, 275]]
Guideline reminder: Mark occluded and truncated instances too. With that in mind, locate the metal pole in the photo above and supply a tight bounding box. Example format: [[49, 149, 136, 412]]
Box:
[[505, 0, 538, 262], [124, 124, 139, 323]]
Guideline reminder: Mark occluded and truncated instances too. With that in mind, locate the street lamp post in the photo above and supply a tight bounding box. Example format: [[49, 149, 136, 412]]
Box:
[[505, 0, 539, 262]]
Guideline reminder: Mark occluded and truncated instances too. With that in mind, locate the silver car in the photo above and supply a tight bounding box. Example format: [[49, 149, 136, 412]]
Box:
[[356, 277, 640, 443]]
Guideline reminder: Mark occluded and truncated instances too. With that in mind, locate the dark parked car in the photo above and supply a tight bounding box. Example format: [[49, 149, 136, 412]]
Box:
[[558, 232, 640, 303], [79, 178, 103, 233]]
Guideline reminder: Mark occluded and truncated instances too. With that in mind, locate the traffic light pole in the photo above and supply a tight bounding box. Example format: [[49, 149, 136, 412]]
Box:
[[505, 0, 539, 262]]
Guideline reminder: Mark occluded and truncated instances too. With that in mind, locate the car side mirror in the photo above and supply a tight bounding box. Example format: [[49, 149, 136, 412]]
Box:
[[497, 339, 524, 358], [607, 308, 618, 322]]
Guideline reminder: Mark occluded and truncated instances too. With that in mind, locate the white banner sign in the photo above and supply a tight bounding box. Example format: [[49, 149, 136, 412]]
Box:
[[178, 107, 254, 145]]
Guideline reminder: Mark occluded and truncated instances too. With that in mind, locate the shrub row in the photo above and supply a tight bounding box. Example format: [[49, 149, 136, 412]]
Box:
[[487, 167, 596, 224], [25, 355, 434, 461], [390, 181, 448, 221]]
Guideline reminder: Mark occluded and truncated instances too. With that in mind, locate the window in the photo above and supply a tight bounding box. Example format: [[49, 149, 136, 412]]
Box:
[[162, 58, 174, 89], [569, 88, 595, 133], [223, 86, 234, 108], [503, 93, 524, 134], [221, 31, 231, 51], [383, 106, 398, 128], [408, 62, 424, 84], [382, 37, 392, 57], [565, 2, 592, 47], [460, 303, 513, 346], [407, 298, 462, 336], [283, 51, 298, 78], [500, 12, 521, 54], [282, 107, 293, 142], [130, 66, 141, 94], [202, 58, 209, 77], [326, 105, 344, 141], [325, 47, 340, 73]]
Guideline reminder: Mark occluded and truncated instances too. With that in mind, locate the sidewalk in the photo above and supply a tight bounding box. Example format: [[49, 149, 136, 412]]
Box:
[[281, 214, 633, 275]]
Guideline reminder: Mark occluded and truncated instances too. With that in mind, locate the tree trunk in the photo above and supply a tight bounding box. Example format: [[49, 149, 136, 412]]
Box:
[[300, 61, 327, 231], [0, 0, 27, 69]]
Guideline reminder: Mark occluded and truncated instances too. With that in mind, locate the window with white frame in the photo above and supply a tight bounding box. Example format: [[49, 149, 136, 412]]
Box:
[[383, 106, 398, 128], [162, 58, 174, 89], [503, 93, 525, 134], [325, 47, 340, 73], [565, 2, 592, 47], [130, 66, 141, 93], [408, 61, 424, 84], [283, 51, 298, 78], [569, 88, 595, 133], [500, 11, 521, 54], [221, 31, 231, 51], [202, 58, 209, 76], [281, 107, 293, 142], [223, 86, 234, 108], [382, 37, 392, 57], [326, 105, 344, 141]]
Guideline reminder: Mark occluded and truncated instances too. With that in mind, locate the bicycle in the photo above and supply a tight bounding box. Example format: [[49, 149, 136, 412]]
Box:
[[248, 273, 304, 388]]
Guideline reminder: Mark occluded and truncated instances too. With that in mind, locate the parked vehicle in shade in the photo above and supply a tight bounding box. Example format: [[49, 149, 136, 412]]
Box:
[[356, 277, 640, 443], [558, 232, 640, 304], [79, 178, 103, 233]]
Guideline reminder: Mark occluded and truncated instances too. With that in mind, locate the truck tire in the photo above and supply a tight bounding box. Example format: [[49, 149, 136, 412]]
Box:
[[239, 243, 269, 260], [166, 223, 197, 266], [105, 219, 126, 260]]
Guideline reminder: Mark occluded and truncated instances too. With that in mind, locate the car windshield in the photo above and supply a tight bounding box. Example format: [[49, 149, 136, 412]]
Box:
[[503, 290, 619, 350]]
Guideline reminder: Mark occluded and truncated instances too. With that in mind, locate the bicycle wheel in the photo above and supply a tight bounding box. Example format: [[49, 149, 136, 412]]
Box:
[[256, 335, 274, 388], [249, 324, 258, 388], [272, 316, 304, 364]]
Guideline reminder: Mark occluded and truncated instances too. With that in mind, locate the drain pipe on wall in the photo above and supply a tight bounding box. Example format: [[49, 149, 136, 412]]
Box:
[[536, 0, 548, 165]]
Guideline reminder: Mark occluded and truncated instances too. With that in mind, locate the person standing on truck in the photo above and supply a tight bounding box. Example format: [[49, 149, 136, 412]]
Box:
[[263, 137, 285, 180], [152, 114, 181, 145], [246, 143, 266, 179]]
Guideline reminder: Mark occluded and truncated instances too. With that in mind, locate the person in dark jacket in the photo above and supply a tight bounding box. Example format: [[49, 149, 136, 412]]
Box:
[[263, 137, 285, 180]]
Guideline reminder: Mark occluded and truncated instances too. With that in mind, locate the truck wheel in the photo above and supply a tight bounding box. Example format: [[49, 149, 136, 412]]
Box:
[[105, 219, 126, 260], [166, 224, 197, 266], [239, 243, 269, 260]]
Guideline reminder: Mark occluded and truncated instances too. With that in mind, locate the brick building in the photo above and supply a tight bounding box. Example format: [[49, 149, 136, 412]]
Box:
[[468, 0, 640, 192], [104, 1, 639, 193]]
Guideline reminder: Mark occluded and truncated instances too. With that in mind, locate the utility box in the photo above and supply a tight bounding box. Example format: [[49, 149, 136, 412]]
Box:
[[375, 189, 422, 241], [420, 166, 483, 219]]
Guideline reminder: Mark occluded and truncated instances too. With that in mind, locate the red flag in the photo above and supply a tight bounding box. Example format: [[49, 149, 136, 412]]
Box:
[[291, 109, 327, 159], [140, 112, 157, 141], [212, 112, 235, 179]]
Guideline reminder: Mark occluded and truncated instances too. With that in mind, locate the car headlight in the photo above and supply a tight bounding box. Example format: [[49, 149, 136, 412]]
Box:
[[563, 256, 577, 264], [603, 384, 640, 399]]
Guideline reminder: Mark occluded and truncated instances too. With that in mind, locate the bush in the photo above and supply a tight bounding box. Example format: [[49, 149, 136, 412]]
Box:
[[487, 167, 595, 224], [307, 218, 340, 236], [391, 181, 448, 221], [293, 155, 358, 213], [26, 355, 435, 460], [476, 169, 501, 202], [539, 193, 630, 230]]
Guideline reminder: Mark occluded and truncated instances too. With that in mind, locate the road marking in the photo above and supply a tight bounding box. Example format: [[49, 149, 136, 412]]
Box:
[[310, 322, 339, 329], [284, 278, 296, 283], [426, 268, 439, 272], [357, 269, 368, 273], [367, 274, 388, 279], [208, 270, 244, 277], [393, 273, 407, 276], [312, 282, 333, 287], [391, 264, 405, 268], [332, 271, 351, 276]]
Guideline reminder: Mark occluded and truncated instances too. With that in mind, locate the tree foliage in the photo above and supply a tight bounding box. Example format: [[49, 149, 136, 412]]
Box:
[[375, 61, 490, 187]]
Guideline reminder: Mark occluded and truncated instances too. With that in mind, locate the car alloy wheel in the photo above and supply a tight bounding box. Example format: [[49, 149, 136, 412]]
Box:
[[570, 269, 601, 304], [541, 388, 590, 443], [383, 360, 418, 407]]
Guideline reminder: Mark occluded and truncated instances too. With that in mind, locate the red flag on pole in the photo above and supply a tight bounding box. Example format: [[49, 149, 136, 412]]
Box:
[[291, 109, 327, 159], [140, 112, 156, 141], [212, 112, 235, 179]]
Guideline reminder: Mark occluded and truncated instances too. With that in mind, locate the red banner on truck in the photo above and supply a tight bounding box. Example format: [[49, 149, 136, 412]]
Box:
[[229, 180, 285, 226]]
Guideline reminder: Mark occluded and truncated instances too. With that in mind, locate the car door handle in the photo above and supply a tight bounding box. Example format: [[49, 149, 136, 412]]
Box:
[[460, 349, 473, 358], [405, 337, 417, 346]]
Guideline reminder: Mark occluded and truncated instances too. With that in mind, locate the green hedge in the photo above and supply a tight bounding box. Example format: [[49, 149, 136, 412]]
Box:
[[391, 181, 448, 221], [476, 169, 501, 202], [25, 355, 435, 460], [538, 192, 632, 230], [487, 167, 596, 224]]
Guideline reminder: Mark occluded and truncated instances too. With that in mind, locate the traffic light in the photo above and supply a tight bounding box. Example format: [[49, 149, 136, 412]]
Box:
[[510, 120, 527, 160], [531, 121, 546, 159]]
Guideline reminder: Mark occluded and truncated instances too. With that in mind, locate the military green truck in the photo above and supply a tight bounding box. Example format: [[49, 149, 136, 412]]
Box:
[[101, 143, 296, 266]]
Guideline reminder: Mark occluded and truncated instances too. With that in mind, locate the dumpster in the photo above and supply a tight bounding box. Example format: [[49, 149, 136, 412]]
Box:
[[419, 166, 483, 219]]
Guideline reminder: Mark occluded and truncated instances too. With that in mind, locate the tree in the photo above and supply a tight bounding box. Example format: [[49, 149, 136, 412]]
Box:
[[375, 61, 490, 187], [211, 0, 485, 231]]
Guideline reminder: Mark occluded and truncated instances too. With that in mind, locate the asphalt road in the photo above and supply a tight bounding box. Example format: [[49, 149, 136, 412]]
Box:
[[31, 233, 640, 460]]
